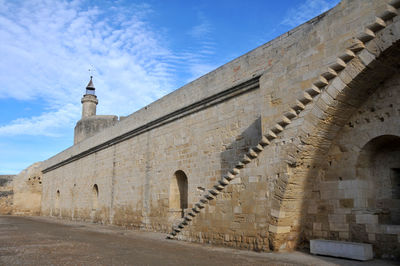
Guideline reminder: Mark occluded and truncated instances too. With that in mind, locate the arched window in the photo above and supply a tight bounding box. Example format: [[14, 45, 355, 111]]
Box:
[[92, 184, 99, 211], [54, 190, 60, 216], [357, 135, 400, 224], [169, 170, 188, 217]]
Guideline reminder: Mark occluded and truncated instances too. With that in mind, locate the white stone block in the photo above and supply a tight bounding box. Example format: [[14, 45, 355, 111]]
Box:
[[310, 239, 373, 261]]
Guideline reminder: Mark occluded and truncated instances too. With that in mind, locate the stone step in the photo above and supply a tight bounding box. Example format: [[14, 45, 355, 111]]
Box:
[[199, 197, 208, 204], [380, 5, 398, 21], [192, 206, 201, 213], [357, 28, 375, 43], [272, 124, 284, 133], [214, 184, 225, 191], [321, 68, 337, 80], [253, 144, 264, 153], [208, 189, 219, 196], [329, 58, 347, 72], [310, 239, 373, 261], [347, 39, 365, 53], [195, 202, 205, 209], [367, 17, 386, 32], [241, 154, 252, 164], [279, 116, 291, 127], [230, 168, 240, 175], [284, 109, 297, 119], [224, 172, 235, 181], [292, 100, 305, 111], [298, 92, 313, 104], [391, 0, 400, 8], [305, 85, 321, 97], [247, 148, 258, 158], [218, 178, 230, 186], [235, 161, 245, 169], [339, 49, 356, 62], [266, 130, 277, 140], [204, 193, 215, 200], [313, 76, 328, 88]]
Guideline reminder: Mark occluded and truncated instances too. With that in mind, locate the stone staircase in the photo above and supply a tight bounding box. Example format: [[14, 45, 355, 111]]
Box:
[[167, 0, 400, 240]]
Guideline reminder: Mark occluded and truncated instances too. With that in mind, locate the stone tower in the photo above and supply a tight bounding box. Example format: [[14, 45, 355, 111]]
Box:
[[74, 76, 118, 144], [81, 76, 98, 118]]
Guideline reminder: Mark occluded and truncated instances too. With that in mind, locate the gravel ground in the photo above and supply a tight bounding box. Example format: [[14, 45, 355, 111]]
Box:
[[0, 215, 398, 266]]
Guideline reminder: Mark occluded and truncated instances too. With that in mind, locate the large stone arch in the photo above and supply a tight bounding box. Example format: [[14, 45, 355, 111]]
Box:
[[269, 19, 400, 251]]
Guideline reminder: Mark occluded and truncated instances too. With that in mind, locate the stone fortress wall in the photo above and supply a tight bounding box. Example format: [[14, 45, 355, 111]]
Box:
[[0, 175, 15, 215], [5, 0, 400, 259], [12, 163, 43, 216]]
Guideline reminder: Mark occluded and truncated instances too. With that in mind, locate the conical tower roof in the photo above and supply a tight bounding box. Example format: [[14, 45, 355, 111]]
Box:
[[86, 76, 95, 90]]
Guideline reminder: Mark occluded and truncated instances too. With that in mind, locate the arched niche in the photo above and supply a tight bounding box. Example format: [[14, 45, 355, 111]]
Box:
[[54, 190, 60, 216], [92, 184, 99, 211], [169, 170, 188, 218], [356, 135, 400, 224]]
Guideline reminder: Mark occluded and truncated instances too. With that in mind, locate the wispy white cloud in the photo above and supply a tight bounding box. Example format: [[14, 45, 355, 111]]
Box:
[[190, 23, 211, 39], [188, 13, 212, 39], [0, 104, 79, 137], [0, 1, 225, 138], [184, 12, 218, 82], [188, 11, 213, 40], [281, 0, 340, 27], [0, 0, 176, 136]]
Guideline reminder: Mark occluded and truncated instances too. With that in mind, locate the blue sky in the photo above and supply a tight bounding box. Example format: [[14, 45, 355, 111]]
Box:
[[0, 0, 340, 174]]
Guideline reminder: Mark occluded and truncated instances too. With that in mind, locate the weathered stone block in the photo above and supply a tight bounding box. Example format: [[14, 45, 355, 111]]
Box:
[[355, 214, 378, 224], [268, 224, 291, 234], [329, 223, 349, 232]]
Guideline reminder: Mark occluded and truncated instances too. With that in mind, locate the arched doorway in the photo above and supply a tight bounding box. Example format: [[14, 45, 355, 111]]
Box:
[[357, 135, 400, 224], [169, 170, 188, 218]]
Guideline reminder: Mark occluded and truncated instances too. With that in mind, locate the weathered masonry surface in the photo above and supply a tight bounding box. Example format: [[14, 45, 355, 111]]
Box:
[[0, 175, 14, 215], [7, 0, 400, 259]]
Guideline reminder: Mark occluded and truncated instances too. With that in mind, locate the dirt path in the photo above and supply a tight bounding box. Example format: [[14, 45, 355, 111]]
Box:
[[0, 215, 397, 265]]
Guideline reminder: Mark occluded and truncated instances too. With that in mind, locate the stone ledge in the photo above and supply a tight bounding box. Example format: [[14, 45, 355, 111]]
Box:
[[310, 239, 373, 261]]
